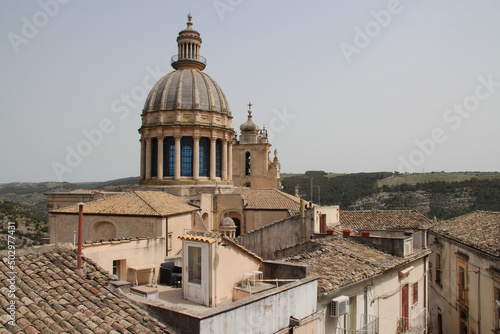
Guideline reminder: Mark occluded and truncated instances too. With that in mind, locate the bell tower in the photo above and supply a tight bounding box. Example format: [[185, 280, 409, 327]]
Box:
[[232, 104, 281, 189]]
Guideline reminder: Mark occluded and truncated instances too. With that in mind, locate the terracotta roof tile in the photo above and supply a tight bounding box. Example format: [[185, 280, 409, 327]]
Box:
[[281, 235, 416, 292], [50, 190, 198, 217], [432, 210, 500, 257], [234, 188, 302, 213], [0, 244, 170, 333], [179, 234, 216, 243], [340, 210, 431, 231]]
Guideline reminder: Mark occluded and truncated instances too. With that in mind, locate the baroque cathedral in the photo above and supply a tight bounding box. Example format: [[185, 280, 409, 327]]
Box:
[[138, 13, 281, 193], [48, 14, 301, 249]]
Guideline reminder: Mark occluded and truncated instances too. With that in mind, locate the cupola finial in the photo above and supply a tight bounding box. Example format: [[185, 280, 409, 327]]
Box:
[[187, 12, 193, 30]]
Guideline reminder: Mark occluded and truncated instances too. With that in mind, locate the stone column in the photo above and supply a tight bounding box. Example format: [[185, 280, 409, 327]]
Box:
[[157, 137, 163, 180], [174, 135, 181, 180], [210, 137, 216, 180], [193, 136, 200, 180], [222, 139, 228, 181], [228, 141, 233, 181], [140, 138, 146, 180], [145, 138, 151, 180]]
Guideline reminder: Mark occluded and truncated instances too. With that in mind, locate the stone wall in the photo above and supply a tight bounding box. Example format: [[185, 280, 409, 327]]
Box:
[[236, 214, 308, 260]]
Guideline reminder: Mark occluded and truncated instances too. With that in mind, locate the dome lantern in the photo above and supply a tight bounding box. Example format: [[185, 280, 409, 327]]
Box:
[[171, 13, 206, 71]]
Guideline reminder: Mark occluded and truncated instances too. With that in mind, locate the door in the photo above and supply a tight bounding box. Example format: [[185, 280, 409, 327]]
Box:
[[319, 214, 326, 233], [401, 284, 409, 330], [184, 242, 209, 305]]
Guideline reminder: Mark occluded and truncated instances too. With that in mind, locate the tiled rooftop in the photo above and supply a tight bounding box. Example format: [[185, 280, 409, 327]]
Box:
[[281, 235, 422, 293], [50, 190, 198, 217], [0, 244, 170, 333], [432, 210, 500, 257], [340, 210, 431, 231], [234, 188, 301, 214]]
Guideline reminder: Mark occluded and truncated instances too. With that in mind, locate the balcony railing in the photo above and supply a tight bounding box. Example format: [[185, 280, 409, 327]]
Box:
[[336, 314, 380, 334], [398, 307, 426, 334]]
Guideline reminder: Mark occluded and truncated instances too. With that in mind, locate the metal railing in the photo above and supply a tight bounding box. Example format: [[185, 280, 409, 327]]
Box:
[[171, 55, 207, 65], [398, 307, 426, 333], [336, 314, 380, 334]]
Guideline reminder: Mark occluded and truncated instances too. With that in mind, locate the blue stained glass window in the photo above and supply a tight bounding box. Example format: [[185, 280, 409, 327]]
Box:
[[181, 137, 193, 176], [216, 139, 222, 177], [199, 137, 210, 177], [163, 137, 175, 177]]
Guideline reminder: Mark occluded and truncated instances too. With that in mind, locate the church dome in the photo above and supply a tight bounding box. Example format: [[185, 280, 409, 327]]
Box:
[[239, 105, 259, 132], [219, 217, 236, 227], [143, 69, 230, 114]]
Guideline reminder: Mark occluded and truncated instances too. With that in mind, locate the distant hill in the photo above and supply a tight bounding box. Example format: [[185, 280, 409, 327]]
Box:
[[281, 171, 500, 219], [3, 172, 500, 248], [0, 176, 140, 249]]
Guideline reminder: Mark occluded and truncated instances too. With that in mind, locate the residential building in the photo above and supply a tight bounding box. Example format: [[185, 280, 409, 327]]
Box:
[[428, 211, 500, 334], [279, 233, 431, 334], [123, 230, 323, 334]]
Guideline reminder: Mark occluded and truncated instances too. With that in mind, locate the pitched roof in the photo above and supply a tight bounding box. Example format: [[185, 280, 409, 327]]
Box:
[[432, 211, 500, 257], [340, 210, 431, 230], [280, 235, 418, 293], [234, 188, 302, 213], [50, 191, 198, 217], [0, 244, 169, 333]]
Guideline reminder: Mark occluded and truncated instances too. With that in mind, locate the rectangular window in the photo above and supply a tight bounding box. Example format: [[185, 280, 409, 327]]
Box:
[[437, 313, 443, 334], [112, 260, 120, 276], [435, 253, 442, 285], [164, 137, 175, 177], [413, 282, 418, 305], [188, 246, 202, 284], [181, 137, 193, 176], [215, 139, 222, 177], [458, 266, 466, 302]]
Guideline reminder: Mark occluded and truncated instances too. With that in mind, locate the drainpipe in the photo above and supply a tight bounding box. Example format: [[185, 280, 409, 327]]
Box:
[[77, 202, 85, 270], [477, 267, 481, 334]]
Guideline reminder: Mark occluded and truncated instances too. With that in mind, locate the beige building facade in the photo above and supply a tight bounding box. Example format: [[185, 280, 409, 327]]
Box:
[[428, 211, 500, 334]]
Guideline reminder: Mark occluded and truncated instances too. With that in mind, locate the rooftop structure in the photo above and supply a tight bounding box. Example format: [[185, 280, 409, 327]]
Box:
[[339, 210, 431, 231], [0, 244, 170, 333]]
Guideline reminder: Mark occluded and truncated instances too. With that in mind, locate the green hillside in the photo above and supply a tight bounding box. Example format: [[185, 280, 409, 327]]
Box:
[[281, 171, 500, 219]]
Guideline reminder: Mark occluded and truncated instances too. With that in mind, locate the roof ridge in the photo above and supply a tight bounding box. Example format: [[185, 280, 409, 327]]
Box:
[[132, 191, 163, 215]]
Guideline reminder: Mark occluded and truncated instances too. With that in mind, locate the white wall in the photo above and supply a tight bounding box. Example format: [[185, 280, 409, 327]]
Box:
[[321, 257, 428, 334], [314, 205, 340, 232], [83, 238, 166, 284], [200, 280, 319, 334]]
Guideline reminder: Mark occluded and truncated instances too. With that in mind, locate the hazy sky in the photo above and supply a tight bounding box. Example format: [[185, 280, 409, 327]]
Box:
[[1, 0, 499, 183]]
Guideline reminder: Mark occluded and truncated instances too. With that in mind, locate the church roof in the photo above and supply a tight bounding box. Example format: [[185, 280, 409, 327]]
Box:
[[432, 211, 500, 257], [340, 210, 431, 231], [234, 188, 302, 214], [143, 69, 230, 114], [50, 191, 198, 217], [0, 244, 169, 333]]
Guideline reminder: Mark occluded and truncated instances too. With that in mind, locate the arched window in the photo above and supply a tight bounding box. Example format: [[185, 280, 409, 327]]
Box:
[[181, 137, 194, 176], [216, 139, 222, 177], [151, 138, 158, 177], [163, 137, 175, 177], [245, 151, 251, 176], [199, 137, 210, 177]]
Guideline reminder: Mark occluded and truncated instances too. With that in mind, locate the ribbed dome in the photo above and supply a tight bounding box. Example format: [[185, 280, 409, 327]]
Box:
[[219, 217, 236, 227], [143, 69, 230, 114]]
